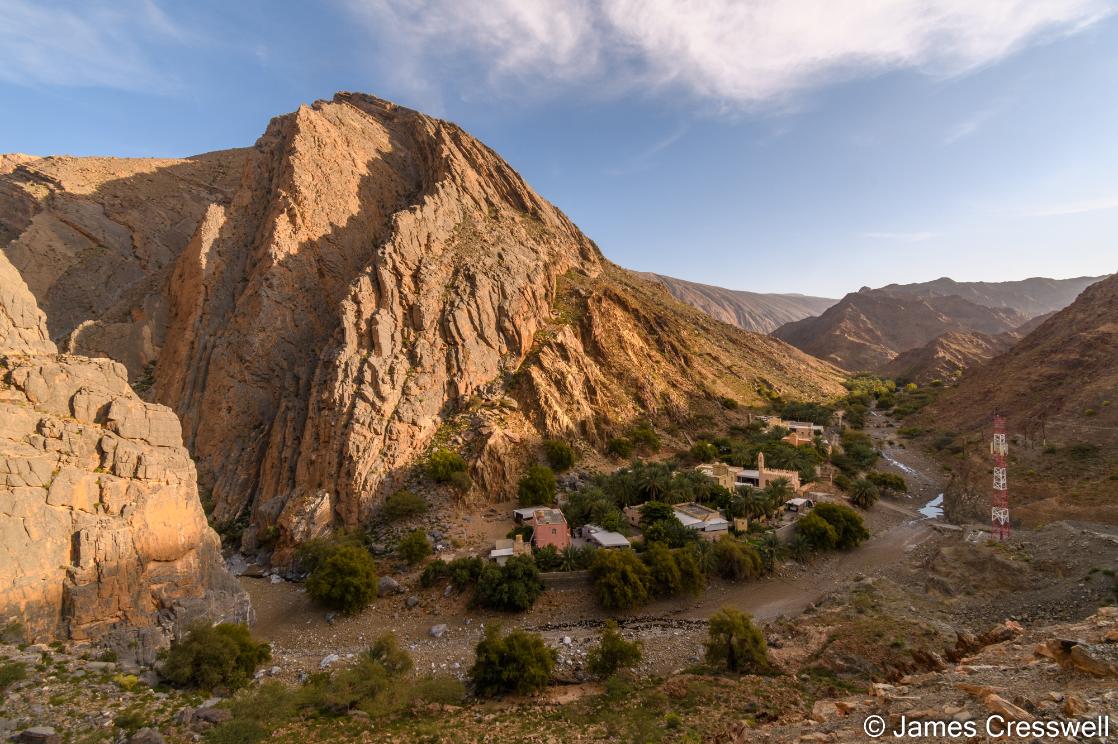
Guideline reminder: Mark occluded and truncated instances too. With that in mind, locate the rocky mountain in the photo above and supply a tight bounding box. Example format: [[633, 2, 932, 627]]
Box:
[[920, 271, 1118, 525], [0, 93, 845, 560], [880, 330, 1017, 384], [639, 272, 836, 333], [0, 252, 249, 655], [876, 275, 1105, 318], [771, 290, 1027, 372]]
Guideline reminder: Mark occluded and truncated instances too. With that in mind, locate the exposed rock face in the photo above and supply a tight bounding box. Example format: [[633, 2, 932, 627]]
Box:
[[880, 329, 1016, 384], [875, 275, 1105, 318], [639, 272, 836, 334], [1, 93, 845, 558], [0, 253, 249, 659]]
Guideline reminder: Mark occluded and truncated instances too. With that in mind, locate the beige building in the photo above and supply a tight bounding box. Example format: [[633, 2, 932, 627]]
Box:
[[696, 452, 802, 492]]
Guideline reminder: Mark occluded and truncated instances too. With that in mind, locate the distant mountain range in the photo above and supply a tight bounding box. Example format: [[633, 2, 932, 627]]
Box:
[[641, 273, 837, 334], [770, 276, 1105, 375]]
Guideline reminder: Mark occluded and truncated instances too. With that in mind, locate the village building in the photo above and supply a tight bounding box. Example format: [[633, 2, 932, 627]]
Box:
[[696, 452, 802, 492], [522, 507, 571, 551], [577, 524, 631, 549], [671, 502, 730, 535], [489, 533, 531, 565]]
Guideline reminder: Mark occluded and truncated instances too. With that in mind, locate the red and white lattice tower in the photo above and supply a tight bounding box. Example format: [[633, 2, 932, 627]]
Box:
[[990, 414, 1010, 541]]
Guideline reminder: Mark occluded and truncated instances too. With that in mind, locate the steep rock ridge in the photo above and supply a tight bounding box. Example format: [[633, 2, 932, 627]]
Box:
[[0, 149, 248, 375], [921, 272, 1118, 524], [876, 275, 1106, 318], [772, 291, 1025, 372], [880, 329, 1016, 384], [0, 253, 249, 658], [639, 272, 836, 333], [1, 93, 846, 559]]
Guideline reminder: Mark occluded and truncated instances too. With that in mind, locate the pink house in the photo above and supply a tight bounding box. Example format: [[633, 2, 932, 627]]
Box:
[[527, 508, 570, 551]]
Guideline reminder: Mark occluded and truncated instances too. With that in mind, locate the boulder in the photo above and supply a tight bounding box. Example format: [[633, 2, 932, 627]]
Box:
[[18, 727, 60, 744], [193, 707, 232, 725], [429, 624, 448, 639], [127, 729, 166, 744], [320, 654, 341, 669], [1069, 644, 1118, 677], [379, 576, 402, 596]]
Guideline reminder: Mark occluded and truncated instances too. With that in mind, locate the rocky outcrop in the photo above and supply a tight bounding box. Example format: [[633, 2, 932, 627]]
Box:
[[0, 253, 249, 660], [880, 329, 1016, 384], [2, 93, 846, 559]]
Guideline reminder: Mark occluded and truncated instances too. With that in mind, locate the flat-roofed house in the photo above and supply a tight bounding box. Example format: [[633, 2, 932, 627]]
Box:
[[671, 502, 730, 534], [526, 507, 571, 551], [578, 524, 631, 549]]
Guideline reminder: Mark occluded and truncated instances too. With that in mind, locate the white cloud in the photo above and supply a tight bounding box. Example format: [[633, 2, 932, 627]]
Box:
[[0, 0, 188, 91], [862, 231, 938, 242], [943, 104, 1003, 144], [1017, 194, 1118, 217], [344, 0, 1114, 107]]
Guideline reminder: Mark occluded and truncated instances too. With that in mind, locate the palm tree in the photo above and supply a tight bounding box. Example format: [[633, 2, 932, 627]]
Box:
[[849, 478, 880, 509], [763, 477, 793, 515]]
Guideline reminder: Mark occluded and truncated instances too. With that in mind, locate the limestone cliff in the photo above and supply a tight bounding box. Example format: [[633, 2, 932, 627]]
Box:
[[0, 253, 249, 659], [1, 93, 845, 559]]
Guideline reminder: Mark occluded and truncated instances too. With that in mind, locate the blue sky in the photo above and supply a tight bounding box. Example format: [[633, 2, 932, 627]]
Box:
[[2, 0, 1116, 297]]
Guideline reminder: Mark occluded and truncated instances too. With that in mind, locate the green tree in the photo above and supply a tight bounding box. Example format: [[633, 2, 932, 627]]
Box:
[[473, 555, 544, 611], [704, 607, 768, 674], [517, 464, 557, 507], [469, 625, 556, 696], [605, 437, 634, 459], [428, 449, 468, 483], [638, 500, 676, 528], [754, 533, 783, 573], [628, 424, 661, 452], [673, 545, 707, 595], [814, 502, 869, 549], [542, 440, 577, 471], [587, 620, 642, 678], [590, 548, 651, 610], [642, 542, 683, 598], [305, 543, 379, 614], [709, 535, 763, 581], [689, 440, 719, 463], [397, 529, 433, 565], [160, 623, 271, 691], [381, 489, 427, 521], [761, 477, 793, 511], [533, 544, 563, 572], [865, 471, 907, 496], [796, 511, 838, 551], [848, 478, 880, 509]]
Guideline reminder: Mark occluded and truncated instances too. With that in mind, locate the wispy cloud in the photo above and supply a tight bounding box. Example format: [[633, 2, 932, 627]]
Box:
[[0, 0, 191, 92], [342, 0, 1114, 108], [862, 231, 938, 243], [603, 126, 687, 175], [1016, 194, 1118, 217], [943, 105, 1003, 144]]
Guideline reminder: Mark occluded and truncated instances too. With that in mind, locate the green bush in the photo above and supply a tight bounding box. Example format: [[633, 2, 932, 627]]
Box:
[[591, 548, 651, 610], [710, 535, 762, 581], [848, 478, 880, 509], [796, 511, 838, 551], [719, 396, 739, 410], [704, 607, 768, 674], [628, 424, 661, 452], [0, 660, 26, 693], [381, 489, 427, 521], [469, 625, 556, 697], [542, 440, 577, 471], [638, 500, 676, 528], [474, 555, 544, 611], [420, 559, 449, 588], [424, 447, 465, 487], [161, 623, 270, 691], [814, 502, 869, 549], [587, 620, 642, 678], [642, 541, 683, 598], [447, 556, 485, 590], [204, 719, 268, 744], [533, 544, 564, 572], [605, 437, 635, 458], [305, 543, 379, 614], [674, 546, 707, 594], [518, 464, 557, 507], [397, 529, 433, 565], [689, 441, 719, 462], [865, 471, 907, 495], [833, 473, 852, 492]]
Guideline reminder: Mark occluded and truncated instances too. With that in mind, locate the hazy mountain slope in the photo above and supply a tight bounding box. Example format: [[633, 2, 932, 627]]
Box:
[[919, 271, 1118, 525], [877, 275, 1106, 318], [0, 93, 845, 558], [879, 329, 1016, 384], [640, 272, 836, 333], [771, 291, 1025, 372]]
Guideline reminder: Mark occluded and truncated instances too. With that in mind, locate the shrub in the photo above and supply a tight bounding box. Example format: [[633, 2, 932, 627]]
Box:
[[591, 548, 651, 610], [420, 559, 449, 588], [429, 449, 470, 491], [865, 471, 907, 495], [642, 542, 683, 598], [689, 441, 719, 462], [205, 719, 268, 744], [605, 437, 634, 458], [474, 555, 544, 611], [710, 535, 762, 581], [628, 424, 661, 452], [542, 440, 576, 471], [814, 502, 869, 549], [638, 500, 676, 528], [469, 625, 556, 696], [518, 464, 557, 507], [796, 511, 838, 551], [719, 396, 739, 410], [704, 607, 768, 674], [305, 543, 379, 614], [0, 660, 26, 693], [587, 620, 642, 678], [848, 478, 880, 509], [381, 489, 427, 521], [674, 546, 707, 595], [833, 473, 852, 492], [397, 529, 433, 565], [447, 556, 485, 590], [161, 623, 270, 691], [533, 544, 563, 572]]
